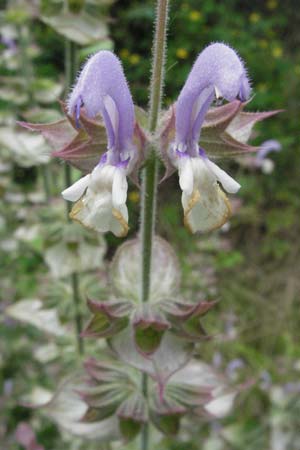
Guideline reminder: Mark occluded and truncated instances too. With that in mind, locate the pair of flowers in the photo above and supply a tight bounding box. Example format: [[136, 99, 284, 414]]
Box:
[[62, 43, 251, 236]]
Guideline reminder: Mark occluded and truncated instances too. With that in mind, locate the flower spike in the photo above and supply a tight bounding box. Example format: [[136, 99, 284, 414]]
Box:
[[169, 43, 251, 233], [62, 51, 137, 237]]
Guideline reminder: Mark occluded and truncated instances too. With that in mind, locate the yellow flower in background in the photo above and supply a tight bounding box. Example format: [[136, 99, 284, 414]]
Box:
[[128, 191, 140, 203], [176, 48, 189, 59], [189, 10, 202, 22], [258, 83, 267, 93], [258, 39, 268, 49], [294, 65, 300, 76], [266, 0, 278, 10], [272, 46, 282, 58], [249, 12, 261, 24], [129, 54, 140, 65], [119, 48, 129, 59]]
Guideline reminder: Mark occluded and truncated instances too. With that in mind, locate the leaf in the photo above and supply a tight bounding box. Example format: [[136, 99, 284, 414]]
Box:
[[32, 79, 63, 104], [43, 376, 120, 440], [117, 393, 148, 441], [200, 107, 282, 158], [82, 299, 132, 338], [5, 299, 68, 337], [82, 311, 128, 339], [23, 108, 63, 124], [150, 393, 185, 436], [52, 111, 108, 172], [160, 299, 217, 321], [204, 391, 237, 418], [19, 118, 76, 149], [160, 299, 217, 342], [226, 109, 283, 144], [158, 100, 282, 178], [0, 127, 50, 167], [41, 12, 109, 45], [202, 100, 243, 131], [133, 305, 171, 355], [111, 329, 193, 390], [169, 360, 238, 418], [110, 236, 180, 303], [44, 228, 106, 278]]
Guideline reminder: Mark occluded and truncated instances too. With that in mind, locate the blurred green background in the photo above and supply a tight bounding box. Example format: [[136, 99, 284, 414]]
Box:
[[0, 0, 300, 449]]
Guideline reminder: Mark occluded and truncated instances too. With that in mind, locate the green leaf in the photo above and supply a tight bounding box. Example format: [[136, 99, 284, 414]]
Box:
[[43, 376, 120, 440], [151, 412, 181, 436], [119, 418, 142, 441], [117, 393, 148, 441], [41, 11, 109, 45], [5, 299, 68, 337], [135, 326, 166, 356]]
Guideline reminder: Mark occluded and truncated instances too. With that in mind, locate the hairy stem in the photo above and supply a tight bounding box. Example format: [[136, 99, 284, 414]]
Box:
[[141, 0, 169, 302], [71, 272, 84, 355], [64, 39, 84, 355], [140, 1, 169, 449], [148, 0, 169, 134], [41, 165, 51, 202]]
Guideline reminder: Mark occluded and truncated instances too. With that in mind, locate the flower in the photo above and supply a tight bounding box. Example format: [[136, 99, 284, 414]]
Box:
[[189, 10, 202, 22], [255, 139, 281, 174], [176, 48, 189, 59], [62, 51, 137, 237], [168, 43, 251, 233]]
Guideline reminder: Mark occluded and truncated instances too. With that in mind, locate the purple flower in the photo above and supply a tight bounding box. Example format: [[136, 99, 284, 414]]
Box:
[[62, 51, 137, 237], [256, 139, 281, 161], [175, 43, 250, 149], [255, 139, 282, 174], [169, 43, 251, 233]]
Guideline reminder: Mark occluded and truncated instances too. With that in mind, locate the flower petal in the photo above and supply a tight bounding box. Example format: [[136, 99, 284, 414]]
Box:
[[103, 95, 119, 150], [175, 43, 250, 146], [182, 159, 232, 233], [67, 51, 135, 151], [61, 174, 90, 201], [69, 165, 129, 237], [190, 86, 215, 142], [178, 157, 193, 195], [112, 168, 128, 207], [204, 391, 236, 418], [257, 139, 281, 161], [183, 187, 231, 233], [204, 159, 241, 194]]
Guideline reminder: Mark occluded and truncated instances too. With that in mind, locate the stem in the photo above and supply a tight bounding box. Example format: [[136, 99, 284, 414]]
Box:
[[65, 40, 78, 95], [41, 165, 51, 202], [140, 1, 169, 449], [64, 39, 84, 355], [141, 0, 169, 303], [18, 25, 35, 105], [71, 272, 84, 355], [140, 152, 158, 303], [64, 39, 77, 219], [64, 164, 72, 217], [141, 373, 149, 450], [148, 0, 169, 134]]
